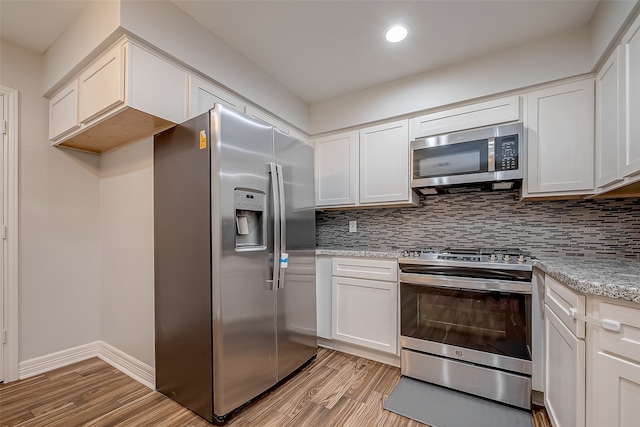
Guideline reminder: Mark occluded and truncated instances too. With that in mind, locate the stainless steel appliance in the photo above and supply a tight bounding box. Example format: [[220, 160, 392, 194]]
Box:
[[154, 104, 317, 423], [399, 247, 533, 409], [411, 122, 524, 193]]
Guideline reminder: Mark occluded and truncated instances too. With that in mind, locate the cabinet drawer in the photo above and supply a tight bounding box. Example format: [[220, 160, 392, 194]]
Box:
[[332, 257, 397, 282], [411, 96, 520, 139], [546, 276, 586, 338], [598, 302, 640, 363]]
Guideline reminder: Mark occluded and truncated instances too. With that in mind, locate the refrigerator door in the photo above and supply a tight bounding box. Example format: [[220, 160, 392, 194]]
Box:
[[273, 130, 317, 380], [211, 105, 278, 416]]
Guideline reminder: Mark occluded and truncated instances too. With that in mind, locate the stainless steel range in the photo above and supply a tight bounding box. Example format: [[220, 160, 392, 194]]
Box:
[[398, 247, 533, 409]]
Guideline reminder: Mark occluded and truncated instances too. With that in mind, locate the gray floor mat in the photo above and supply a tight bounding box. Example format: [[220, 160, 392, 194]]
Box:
[[383, 377, 533, 427]]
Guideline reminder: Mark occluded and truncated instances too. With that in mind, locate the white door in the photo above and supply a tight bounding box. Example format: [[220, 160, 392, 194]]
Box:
[[314, 131, 358, 207], [526, 79, 595, 194], [359, 119, 410, 204], [620, 15, 640, 177], [545, 306, 586, 427], [592, 351, 640, 427]]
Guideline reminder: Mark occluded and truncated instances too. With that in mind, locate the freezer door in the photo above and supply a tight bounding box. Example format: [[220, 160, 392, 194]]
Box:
[[211, 105, 277, 416], [273, 130, 317, 380]]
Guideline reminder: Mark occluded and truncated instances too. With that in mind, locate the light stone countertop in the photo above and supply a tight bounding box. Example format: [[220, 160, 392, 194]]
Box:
[[316, 248, 640, 304], [533, 257, 640, 304], [315, 248, 401, 259]]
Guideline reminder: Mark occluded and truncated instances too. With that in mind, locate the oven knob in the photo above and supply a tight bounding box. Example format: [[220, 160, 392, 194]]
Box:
[[403, 250, 410, 257], [502, 254, 511, 262], [412, 250, 420, 257], [489, 253, 497, 261], [517, 254, 526, 263]]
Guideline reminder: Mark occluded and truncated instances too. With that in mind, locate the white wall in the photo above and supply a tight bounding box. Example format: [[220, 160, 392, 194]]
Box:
[[0, 40, 101, 362], [42, 0, 121, 97], [310, 26, 592, 135], [589, 0, 640, 69], [119, 0, 309, 133], [99, 139, 155, 367]]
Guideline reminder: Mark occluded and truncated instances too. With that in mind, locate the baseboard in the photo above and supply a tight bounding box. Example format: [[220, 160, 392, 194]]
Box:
[[18, 341, 155, 390], [97, 341, 155, 390], [19, 341, 101, 379], [318, 337, 400, 367]]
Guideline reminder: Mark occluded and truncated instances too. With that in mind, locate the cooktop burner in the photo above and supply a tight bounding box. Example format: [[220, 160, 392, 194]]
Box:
[[400, 247, 533, 269]]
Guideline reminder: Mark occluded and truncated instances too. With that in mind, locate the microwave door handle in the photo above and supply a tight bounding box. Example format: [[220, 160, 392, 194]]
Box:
[[488, 137, 495, 172]]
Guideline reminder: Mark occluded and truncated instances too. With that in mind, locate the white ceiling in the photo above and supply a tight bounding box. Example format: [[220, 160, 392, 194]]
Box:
[[1, 0, 600, 104]]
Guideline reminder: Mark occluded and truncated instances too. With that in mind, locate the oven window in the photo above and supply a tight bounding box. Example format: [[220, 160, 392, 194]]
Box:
[[401, 283, 531, 361], [413, 139, 488, 179]]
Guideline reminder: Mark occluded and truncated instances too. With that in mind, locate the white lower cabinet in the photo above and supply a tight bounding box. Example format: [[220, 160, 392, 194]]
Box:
[[542, 276, 640, 427], [587, 298, 640, 427], [544, 276, 586, 427], [330, 258, 398, 354], [545, 306, 585, 427], [315, 256, 333, 340]]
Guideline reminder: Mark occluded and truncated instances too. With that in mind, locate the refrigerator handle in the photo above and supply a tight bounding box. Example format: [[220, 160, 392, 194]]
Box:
[[269, 162, 281, 291], [276, 164, 287, 289]]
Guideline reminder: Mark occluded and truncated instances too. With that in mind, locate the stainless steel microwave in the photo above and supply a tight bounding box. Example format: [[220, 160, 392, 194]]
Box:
[[410, 122, 524, 190]]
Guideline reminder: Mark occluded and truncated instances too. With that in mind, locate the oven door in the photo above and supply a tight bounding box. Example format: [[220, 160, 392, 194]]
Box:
[[400, 273, 532, 375]]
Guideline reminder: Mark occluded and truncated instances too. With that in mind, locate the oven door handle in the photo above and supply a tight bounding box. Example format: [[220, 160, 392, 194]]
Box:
[[399, 272, 532, 294]]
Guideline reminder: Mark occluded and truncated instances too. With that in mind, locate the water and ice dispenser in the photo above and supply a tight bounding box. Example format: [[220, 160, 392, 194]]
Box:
[[234, 189, 266, 250]]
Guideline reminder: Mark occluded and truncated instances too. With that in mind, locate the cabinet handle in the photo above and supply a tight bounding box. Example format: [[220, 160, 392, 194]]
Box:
[[569, 308, 622, 333]]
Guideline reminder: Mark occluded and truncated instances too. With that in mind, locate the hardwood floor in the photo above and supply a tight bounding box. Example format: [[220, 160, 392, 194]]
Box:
[[0, 348, 551, 426]]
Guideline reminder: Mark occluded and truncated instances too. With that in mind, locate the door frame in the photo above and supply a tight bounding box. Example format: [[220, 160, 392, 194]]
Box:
[[1, 85, 19, 382]]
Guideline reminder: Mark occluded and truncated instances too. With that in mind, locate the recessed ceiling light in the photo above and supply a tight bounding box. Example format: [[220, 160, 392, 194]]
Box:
[[386, 24, 408, 43]]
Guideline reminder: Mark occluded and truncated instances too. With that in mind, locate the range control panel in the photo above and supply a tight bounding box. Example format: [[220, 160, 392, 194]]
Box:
[[495, 134, 519, 171]]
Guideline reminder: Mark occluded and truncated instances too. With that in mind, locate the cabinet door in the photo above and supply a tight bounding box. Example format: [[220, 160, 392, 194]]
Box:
[[316, 256, 332, 340], [411, 96, 520, 139], [359, 120, 410, 204], [620, 15, 640, 178], [592, 352, 640, 427], [315, 131, 358, 207], [49, 80, 79, 140], [78, 43, 124, 123], [332, 276, 397, 354], [527, 79, 595, 194], [128, 44, 188, 124], [545, 305, 586, 427], [189, 75, 245, 118], [596, 48, 622, 188]]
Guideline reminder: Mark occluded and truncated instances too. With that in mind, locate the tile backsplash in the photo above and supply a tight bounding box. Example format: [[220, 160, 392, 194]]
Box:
[[316, 190, 640, 259]]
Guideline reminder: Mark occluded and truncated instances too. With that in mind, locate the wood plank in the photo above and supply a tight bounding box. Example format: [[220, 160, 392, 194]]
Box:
[[0, 351, 552, 427]]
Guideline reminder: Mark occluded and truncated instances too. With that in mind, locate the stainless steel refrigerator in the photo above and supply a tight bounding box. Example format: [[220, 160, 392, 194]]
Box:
[[154, 104, 317, 423]]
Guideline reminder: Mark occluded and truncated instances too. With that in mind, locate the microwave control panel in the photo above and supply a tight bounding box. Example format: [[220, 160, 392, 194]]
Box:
[[495, 135, 519, 171]]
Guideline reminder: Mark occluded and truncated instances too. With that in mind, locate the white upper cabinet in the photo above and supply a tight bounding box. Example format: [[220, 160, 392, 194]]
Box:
[[48, 36, 188, 153], [524, 78, 595, 196], [359, 119, 412, 205], [127, 43, 188, 125], [78, 42, 125, 123], [410, 96, 520, 139], [315, 131, 358, 207], [595, 47, 622, 188], [315, 120, 418, 208], [48, 79, 79, 140], [188, 75, 246, 118], [619, 15, 640, 178]]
